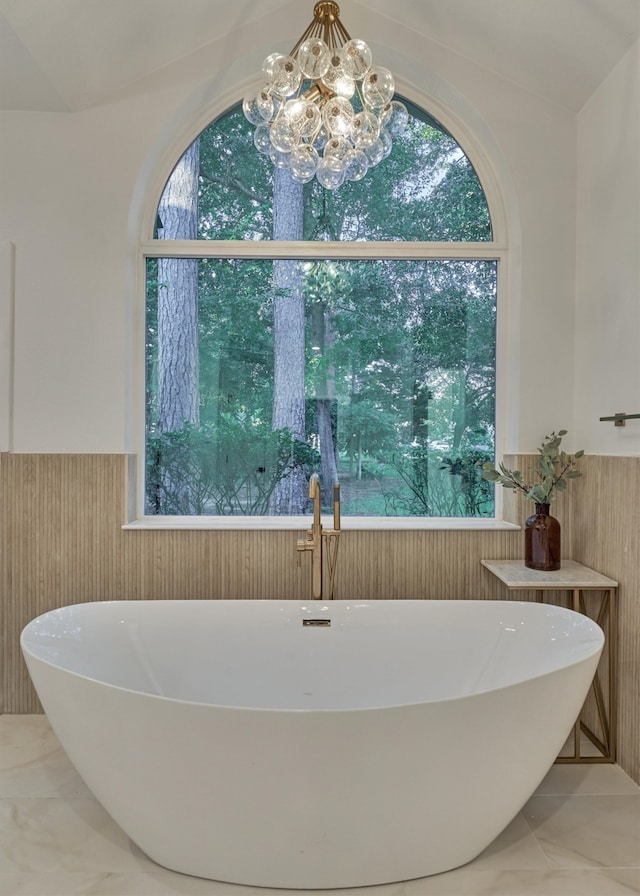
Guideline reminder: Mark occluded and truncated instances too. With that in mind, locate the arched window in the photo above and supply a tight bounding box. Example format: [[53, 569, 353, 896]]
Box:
[[144, 99, 498, 518]]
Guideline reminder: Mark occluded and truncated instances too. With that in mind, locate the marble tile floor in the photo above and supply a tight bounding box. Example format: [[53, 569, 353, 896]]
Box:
[[1, 715, 638, 896]]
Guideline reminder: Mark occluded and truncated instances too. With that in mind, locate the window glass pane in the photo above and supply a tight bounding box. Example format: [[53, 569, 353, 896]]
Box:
[[145, 257, 496, 516], [154, 101, 492, 243]]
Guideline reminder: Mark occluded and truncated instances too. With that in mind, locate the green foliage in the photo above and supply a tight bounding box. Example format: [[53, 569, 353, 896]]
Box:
[[386, 444, 493, 516], [314, 106, 492, 242], [482, 430, 584, 504], [146, 416, 317, 515], [440, 448, 495, 516]]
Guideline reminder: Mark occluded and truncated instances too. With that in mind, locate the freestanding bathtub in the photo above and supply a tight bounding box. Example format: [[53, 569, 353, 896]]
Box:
[[21, 599, 603, 889]]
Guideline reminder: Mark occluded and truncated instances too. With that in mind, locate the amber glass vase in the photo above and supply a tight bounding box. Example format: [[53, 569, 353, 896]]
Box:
[[524, 503, 561, 570]]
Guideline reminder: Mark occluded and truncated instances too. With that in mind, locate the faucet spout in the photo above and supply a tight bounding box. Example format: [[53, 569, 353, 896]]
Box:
[[297, 473, 323, 600], [308, 473, 322, 532]]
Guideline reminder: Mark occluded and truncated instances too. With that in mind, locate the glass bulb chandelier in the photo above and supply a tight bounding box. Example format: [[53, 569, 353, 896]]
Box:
[[242, 1, 408, 190]]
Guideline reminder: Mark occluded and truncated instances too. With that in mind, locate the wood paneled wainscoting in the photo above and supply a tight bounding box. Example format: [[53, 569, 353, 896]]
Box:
[[1, 452, 638, 784]]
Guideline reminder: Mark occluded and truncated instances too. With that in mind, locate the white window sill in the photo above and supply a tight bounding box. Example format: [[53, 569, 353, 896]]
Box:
[[123, 516, 520, 532]]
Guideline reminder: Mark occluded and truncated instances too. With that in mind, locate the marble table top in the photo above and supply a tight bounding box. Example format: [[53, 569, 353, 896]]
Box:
[[481, 558, 618, 589]]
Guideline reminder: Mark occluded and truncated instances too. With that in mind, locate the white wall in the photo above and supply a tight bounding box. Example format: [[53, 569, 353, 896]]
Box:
[[0, 240, 14, 451], [574, 40, 640, 456], [0, 7, 581, 454]]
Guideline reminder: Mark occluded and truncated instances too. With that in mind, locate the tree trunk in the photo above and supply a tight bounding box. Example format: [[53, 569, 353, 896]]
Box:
[[313, 305, 339, 505], [451, 373, 466, 453], [317, 399, 338, 503], [157, 139, 200, 431], [155, 140, 200, 513], [269, 167, 308, 514]]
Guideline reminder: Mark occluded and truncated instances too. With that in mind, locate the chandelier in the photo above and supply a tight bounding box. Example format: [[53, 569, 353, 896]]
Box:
[[242, 1, 408, 189]]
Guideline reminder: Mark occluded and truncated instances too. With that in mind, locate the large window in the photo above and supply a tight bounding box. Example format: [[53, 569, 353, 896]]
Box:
[[144, 100, 498, 518]]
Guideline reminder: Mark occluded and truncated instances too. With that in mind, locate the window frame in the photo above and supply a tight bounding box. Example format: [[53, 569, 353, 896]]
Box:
[[129, 91, 513, 530]]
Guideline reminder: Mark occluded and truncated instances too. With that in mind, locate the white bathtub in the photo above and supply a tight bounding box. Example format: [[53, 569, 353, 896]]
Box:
[[21, 599, 603, 890]]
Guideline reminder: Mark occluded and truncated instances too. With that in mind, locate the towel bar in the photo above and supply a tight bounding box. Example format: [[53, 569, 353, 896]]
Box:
[[599, 412, 640, 427]]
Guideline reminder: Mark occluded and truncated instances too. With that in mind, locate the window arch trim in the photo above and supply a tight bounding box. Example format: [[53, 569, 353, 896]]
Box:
[[135, 79, 510, 246]]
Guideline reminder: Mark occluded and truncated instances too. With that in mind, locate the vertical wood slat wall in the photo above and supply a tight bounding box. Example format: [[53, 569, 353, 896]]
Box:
[[1, 452, 638, 783], [570, 456, 640, 783]]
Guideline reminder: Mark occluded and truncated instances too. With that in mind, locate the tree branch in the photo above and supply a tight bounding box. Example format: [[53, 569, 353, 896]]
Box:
[[200, 170, 268, 205]]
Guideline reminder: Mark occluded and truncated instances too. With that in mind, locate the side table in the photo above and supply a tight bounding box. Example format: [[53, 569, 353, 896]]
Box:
[[481, 559, 618, 763]]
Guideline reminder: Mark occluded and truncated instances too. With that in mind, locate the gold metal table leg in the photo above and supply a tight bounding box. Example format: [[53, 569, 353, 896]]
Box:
[[554, 587, 617, 764], [607, 588, 617, 761]]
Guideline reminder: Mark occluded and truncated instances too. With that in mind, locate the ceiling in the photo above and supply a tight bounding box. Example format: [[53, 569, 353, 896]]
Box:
[[0, 0, 638, 114]]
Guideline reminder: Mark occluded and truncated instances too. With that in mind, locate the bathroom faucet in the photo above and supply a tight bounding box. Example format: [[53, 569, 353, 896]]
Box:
[[297, 474, 341, 600]]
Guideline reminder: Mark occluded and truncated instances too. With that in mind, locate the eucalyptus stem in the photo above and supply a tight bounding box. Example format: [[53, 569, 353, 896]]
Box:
[[481, 430, 584, 505]]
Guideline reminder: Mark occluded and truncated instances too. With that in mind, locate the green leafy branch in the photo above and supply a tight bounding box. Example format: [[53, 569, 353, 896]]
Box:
[[481, 430, 584, 504]]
